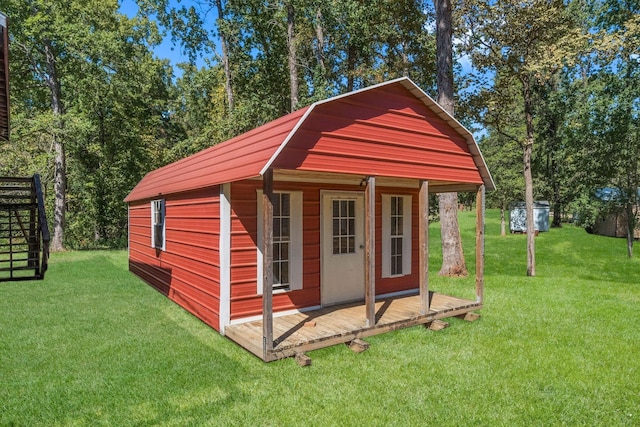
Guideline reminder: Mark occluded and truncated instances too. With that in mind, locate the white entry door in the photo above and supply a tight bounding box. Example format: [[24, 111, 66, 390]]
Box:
[[321, 191, 366, 306]]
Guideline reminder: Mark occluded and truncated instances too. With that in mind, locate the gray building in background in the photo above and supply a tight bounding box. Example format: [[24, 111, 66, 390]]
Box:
[[510, 201, 550, 233]]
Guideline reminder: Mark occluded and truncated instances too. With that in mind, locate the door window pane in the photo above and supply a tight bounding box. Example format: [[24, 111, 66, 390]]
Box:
[[332, 199, 356, 254]]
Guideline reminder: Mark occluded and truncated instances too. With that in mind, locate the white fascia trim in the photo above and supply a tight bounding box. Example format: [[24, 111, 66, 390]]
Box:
[[219, 183, 232, 334], [229, 305, 322, 326]]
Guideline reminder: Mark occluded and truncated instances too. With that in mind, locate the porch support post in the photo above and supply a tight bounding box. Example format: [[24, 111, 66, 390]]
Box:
[[365, 175, 376, 327], [262, 169, 274, 359], [475, 185, 485, 303], [419, 180, 429, 314]]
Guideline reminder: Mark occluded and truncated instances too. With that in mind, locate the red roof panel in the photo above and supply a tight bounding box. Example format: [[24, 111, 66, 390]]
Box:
[[126, 78, 494, 203], [125, 107, 310, 201]]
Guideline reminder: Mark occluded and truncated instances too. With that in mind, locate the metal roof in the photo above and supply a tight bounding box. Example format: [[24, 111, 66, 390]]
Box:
[[125, 107, 310, 202], [125, 78, 495, 202], [0, 13, 9, 141]]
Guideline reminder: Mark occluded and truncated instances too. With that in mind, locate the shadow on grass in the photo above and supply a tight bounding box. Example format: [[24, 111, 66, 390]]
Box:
[[0, 252, 255, 426]]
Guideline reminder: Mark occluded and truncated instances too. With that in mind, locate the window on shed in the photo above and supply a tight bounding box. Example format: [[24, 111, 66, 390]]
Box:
[[272, 193, 291, 290], [257, 190, 303, 293], [382, 194, 412, 278], [151, 199, 165, 250]]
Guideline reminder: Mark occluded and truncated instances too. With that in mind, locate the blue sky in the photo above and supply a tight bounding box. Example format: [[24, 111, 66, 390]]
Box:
[[119, 0, 199, 68]]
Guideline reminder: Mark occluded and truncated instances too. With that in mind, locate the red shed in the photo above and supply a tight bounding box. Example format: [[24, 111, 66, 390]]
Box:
[[125, 78, 494, 362]]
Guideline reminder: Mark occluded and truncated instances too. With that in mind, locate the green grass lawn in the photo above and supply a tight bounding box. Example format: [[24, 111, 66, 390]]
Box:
[[1, 210, 639, 426]]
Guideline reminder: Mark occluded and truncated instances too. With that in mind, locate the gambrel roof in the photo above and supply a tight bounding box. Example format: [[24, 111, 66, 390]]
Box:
[[125, 77, 494, 202]]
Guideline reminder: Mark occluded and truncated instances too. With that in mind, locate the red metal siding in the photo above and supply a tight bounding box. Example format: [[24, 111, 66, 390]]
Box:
[[229, 180, 322, 320], [274, 84, 484, 184], [128, 187, 222, 331], [375, 186, 420, 295], [130, 179, 426, 326], [228, 181, 419, 321]]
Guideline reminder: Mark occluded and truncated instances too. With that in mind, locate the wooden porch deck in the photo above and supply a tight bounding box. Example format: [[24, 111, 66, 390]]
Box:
[[225, 292, 481, 362]]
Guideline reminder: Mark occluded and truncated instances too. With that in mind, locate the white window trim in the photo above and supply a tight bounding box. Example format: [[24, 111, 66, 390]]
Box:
[[151, 199, 166, 251], [256, 190, 303, 294], [381, 194, 412, 278]]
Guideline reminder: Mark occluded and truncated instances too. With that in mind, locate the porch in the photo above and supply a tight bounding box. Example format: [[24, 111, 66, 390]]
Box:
[[243, 173, 486, 363], [225, 291, 481, 362]]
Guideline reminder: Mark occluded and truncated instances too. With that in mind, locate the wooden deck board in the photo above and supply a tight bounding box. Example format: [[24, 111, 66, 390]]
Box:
[[225, 292, 481, 362]]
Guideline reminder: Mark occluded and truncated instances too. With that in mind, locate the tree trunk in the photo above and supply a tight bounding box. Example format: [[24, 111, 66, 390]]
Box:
[[44, 39, 66, 251], [500, 200, 506, 236], [623, 46, 635, 259], [549, 135, 561, 228], [314, 8, 325, 72], [552, 199, 562, 228], [625, 200, 634, 258], [215, 0, 234, 111], [286, 2, 298, 112], [346, 44, 355, 92], [401, 41, 409, 77], [51, 136, 65, 251], [435, 0, 454, 114], [522, 75, 535, 276], [435, 0, 467, 277], [439, 192, 467, 276]]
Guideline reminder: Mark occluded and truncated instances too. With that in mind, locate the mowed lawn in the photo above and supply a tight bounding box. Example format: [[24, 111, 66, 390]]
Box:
[[1, 210, 639, 426]]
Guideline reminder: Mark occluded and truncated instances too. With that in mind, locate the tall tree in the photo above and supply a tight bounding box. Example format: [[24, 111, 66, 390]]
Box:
[[533, 72, 577, 228], [462, 0, 584, 275], [576, 0, 640, 256], [286, 1, 299, 111], [5, 0, 171, 249], [5, 0, 70, 250], [215, 0, 234, 111], [64, 14, 172, 247], [434, 0, 467, 276]]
